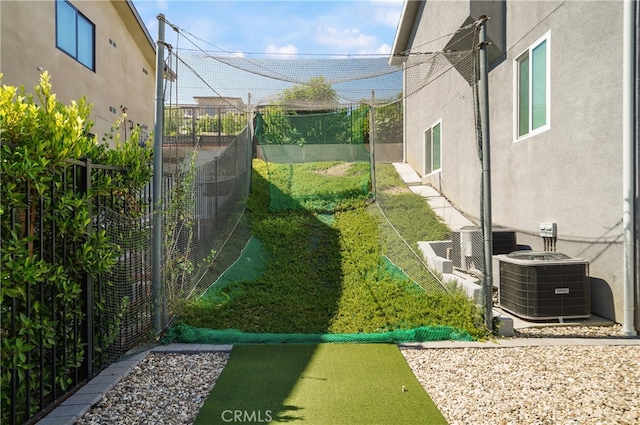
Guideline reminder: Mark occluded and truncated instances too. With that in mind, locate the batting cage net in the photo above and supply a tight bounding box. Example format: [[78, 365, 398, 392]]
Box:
[[152, 15, 487, 343]]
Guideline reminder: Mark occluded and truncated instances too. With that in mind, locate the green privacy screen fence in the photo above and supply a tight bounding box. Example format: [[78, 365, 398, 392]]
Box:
[[255, 106, 370, 146]]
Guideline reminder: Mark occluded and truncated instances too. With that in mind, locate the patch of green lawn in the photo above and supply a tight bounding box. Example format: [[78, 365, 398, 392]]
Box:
[[178, 159, 489, 340]]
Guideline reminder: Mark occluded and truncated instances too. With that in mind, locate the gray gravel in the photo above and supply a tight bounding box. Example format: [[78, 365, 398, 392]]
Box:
[[75, 325, 640, 425], [76, 353, 229, 425], [514, 323, 629, 338], [403, 325, 640, 425]]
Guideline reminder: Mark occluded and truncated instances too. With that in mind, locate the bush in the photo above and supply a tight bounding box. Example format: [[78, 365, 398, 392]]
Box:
[[0, 72, 152, 423]]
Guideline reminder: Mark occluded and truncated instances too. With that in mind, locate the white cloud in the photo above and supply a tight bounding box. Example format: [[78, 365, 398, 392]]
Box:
[[370, 0, 404, 8], [155, 0, 169, 11], [316, 26, 377, 49], [373, 5, 403, 28], [375, 43, 392, 55], [265, 44, 299, 56]]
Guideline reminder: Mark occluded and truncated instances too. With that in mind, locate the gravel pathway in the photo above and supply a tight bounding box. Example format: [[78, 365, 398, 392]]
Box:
[[76, 353, 229, 425], [402, 344, 640, 425], [513, 323, 630, 338], [74, 325, 640, 425], [402, 324, 640, 425]]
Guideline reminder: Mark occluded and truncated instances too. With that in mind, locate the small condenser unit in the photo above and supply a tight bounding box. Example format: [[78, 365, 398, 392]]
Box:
[[450, 226, 517, 272], [497, 251, 590, 320]]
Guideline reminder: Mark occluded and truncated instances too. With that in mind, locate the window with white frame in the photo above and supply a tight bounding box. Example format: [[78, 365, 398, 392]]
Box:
[[56, 0, 95, 71], [515, 32, 550, 139], [424, 121, 441, 175]]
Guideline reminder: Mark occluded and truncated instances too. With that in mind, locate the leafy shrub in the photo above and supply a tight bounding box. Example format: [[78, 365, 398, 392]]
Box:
[[0, 72, 152, 423]]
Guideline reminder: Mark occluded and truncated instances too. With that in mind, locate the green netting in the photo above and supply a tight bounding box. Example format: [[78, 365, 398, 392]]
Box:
[[163, 323, 473, 344], [380, 255, 423, 295], [255, 108, 372, 212], [199, 237, 269, 305], [255, 107, 370, 147]]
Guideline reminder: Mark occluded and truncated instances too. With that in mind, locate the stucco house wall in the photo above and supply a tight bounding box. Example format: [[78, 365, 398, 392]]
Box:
[[394, 0, 637, 327], [0, 0, 155, 143], [490, 1, 624, 321]]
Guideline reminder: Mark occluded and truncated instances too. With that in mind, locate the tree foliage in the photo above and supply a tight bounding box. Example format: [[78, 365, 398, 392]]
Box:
[[280, 76, 338, 109], [374, 93, 403, 144], [197, 112, 247, 135], [164, 106, 186, 136]]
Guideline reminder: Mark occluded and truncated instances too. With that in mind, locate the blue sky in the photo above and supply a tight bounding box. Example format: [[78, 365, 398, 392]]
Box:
[[131, 0, 404, 57]]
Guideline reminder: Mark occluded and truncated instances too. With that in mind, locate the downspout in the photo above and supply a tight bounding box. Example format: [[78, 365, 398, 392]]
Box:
[[622, 0, 637, 336], [403, 61, 407, 163]]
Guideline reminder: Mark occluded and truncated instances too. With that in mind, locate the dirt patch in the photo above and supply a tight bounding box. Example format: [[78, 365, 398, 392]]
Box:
[[314, 162, 353, 177]]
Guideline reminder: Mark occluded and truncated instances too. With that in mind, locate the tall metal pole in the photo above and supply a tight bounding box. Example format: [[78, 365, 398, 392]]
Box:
[[622, 0, 637, 336], [248, 93, 254, 191], [248, 92, 253, 159], [478, 16, 493, 331], [370, 91, 377, 196], [153, 14, 166, 334], [402, 62, 407, 163]]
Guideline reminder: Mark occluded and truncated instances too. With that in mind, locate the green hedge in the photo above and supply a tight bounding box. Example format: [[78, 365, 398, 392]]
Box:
[[0, 72, 152, 423]]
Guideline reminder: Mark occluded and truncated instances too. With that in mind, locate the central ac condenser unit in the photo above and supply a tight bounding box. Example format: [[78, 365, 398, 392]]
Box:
[[450, 226, 517, 272], [497, 251, 590, 320]]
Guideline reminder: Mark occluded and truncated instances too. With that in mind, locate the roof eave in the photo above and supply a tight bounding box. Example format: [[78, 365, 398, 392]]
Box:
[[389, 0, 422, 66], [125, 0, 155, 51]]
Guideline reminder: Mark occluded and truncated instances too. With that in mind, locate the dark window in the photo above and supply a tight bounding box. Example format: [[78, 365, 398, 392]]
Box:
[[56, 0, 95, 71]]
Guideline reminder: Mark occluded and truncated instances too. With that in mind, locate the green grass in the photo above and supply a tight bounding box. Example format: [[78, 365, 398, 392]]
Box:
[[194, 344, 448, 425], [374, 163, 451, 246], [267, 161, 372, 212], [179, 159, 489, 339]]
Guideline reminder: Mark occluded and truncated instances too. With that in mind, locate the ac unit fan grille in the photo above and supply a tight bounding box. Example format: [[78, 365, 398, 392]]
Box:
[[499, 260, 590, 320]]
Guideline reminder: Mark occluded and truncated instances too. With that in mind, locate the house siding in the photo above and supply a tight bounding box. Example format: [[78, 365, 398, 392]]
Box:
[[492, 1, 624, 321], [0, 0, 155, 142], [404, 0, 476, 186], [399, 0, 635, 325]]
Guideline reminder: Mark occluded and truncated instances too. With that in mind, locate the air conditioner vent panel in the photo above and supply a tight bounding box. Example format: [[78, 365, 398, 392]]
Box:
[[507, 251, 571, 261]]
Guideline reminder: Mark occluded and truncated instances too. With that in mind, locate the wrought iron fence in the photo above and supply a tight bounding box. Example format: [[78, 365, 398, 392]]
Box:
[[1, 158, 153, 425], [2, 123, 254, 424]]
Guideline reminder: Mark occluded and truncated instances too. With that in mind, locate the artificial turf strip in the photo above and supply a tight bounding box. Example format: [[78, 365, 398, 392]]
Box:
[[193, 344, 448, 425]]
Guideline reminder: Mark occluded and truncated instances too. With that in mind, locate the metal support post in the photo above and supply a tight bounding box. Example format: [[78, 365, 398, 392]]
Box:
[[370, 91, 377, 196], [153, 14, 166, 333], [478, 16, 494, 331]]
